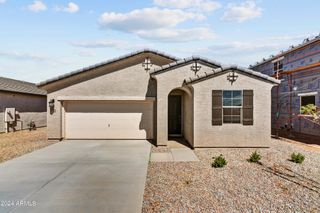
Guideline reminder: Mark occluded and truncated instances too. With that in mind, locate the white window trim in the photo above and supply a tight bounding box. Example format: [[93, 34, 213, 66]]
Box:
[[299, 94, 316, 114], [297, 92, 318, 97], [271, 56, 284, 63]]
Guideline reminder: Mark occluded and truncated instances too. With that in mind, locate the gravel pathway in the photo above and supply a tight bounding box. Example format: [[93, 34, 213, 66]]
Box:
[[143, 139, 320, 212]]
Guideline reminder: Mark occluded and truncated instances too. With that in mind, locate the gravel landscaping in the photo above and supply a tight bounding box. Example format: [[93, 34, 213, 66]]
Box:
[[143, 139, 320, 212], [0, 128, 56, 163]]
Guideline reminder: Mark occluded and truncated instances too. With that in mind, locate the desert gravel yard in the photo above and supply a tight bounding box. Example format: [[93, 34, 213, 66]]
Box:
[[143, 139, 320, 212], [0, 128, 55, 163]]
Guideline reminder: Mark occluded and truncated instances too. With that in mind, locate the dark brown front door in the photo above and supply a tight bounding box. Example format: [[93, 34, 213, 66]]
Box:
[[168, 95, 182, 135]]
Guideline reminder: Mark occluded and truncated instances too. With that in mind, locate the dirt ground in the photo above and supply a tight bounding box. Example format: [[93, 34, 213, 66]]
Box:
[[0, 127, 56, 163]]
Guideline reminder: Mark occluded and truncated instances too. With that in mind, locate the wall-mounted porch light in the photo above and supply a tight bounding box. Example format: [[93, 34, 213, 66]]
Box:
[[49, 99, 55, 108], [49, 99, 55, 115], [142, 57, 153, 71]]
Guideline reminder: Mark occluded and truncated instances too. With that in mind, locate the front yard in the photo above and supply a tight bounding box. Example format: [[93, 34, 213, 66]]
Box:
[[0, 128, 56, 163], [143, 139, 320, 212]]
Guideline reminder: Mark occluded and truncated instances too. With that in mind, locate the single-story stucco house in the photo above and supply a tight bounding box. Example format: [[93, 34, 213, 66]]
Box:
[[0, 77, 47, 133], [38, 49, 280, 148]]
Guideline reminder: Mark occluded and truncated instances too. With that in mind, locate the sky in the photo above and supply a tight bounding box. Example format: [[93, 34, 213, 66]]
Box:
[[0, 0, 319, 83]]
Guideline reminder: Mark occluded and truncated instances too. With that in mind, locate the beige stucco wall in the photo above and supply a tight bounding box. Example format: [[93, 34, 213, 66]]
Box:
[[0, 91, 46, 132], [192, 72, 274, 147], [46, 58, 160, 140]]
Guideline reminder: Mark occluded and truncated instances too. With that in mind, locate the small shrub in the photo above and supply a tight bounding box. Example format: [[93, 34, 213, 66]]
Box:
[[212, 154, 227, 168], [249, 151, 261, 163], [291, 152, 305, 164]]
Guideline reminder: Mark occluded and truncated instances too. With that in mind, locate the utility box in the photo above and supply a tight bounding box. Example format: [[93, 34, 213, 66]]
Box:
[[4, 108, 16, 122]]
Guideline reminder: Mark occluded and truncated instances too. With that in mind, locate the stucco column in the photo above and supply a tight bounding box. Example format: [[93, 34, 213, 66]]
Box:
[[47, 95, 62, 141], [156, 85, 169, 146]]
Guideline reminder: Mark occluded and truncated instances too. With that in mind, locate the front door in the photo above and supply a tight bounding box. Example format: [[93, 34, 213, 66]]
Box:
[[168, 95, 182, 136]]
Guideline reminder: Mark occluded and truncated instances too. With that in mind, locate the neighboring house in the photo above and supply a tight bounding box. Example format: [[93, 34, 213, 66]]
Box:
[[251, 35, 320, 139], [38, 49, 280, 148], [0, 77, 47, 132]]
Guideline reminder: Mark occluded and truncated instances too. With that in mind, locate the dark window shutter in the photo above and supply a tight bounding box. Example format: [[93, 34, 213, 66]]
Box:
[[212, 90, 222, 126], [243, 90, 254, 125]]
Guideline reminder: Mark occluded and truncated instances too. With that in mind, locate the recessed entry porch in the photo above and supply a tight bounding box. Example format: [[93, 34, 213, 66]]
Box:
[[167, 87, 193, 148]]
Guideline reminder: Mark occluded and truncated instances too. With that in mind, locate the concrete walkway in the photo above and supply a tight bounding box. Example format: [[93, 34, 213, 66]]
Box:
[[0, 140, 151, 213], [150, 148, 199, 162]]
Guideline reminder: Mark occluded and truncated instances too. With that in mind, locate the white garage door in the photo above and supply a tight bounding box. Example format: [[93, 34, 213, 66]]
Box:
[[64, 101, 154, 139]]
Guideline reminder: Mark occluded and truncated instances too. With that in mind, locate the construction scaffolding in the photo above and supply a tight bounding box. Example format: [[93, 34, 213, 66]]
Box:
[[251, 34, 320, 139]]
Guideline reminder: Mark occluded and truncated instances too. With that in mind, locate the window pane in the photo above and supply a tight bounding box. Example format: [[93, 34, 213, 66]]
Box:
[[301, 96, 315, 107], [223, 91, 232, 99], [231, 116, 241, 123], [223, 108, 232, 116], [232, 108, 241, 115], [232, 91, 242, 99], [223, 116, 232, 123], [223, 99, 232, 106], [233, 99, 242, 106], [279, 63, 283, 70]]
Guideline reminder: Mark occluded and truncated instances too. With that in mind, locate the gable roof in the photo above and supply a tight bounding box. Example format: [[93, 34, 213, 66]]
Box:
[[38, 49, 179, 87], [184, 65, 281, 85], [0, 77, 46, 96], [150, 56, 222, 75]]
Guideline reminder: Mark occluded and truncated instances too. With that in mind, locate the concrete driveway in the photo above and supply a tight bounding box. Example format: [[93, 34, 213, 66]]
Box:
[[0, 140, 151, 213]]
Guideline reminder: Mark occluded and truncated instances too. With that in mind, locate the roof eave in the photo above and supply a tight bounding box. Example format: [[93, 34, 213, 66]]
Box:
[[185, 66, 281, 85], [37, 49, 180, 87], [150, 56, 222, 76]]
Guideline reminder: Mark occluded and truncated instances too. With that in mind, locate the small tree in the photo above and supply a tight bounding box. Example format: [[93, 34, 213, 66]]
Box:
[[300, 104, 320, 125]]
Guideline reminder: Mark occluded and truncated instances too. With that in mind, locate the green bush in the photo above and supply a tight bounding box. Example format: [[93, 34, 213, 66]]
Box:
[[249, 151, 261, 163], [300, 104, 317, 115], [291, 152, 305, 164], [212, 154, 227, 168]]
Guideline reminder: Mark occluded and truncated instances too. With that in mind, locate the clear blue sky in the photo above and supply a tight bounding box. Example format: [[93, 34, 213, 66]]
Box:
[[0, 0, 319, 83]]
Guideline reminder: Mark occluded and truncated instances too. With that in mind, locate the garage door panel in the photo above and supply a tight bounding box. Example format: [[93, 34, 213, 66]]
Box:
[[65, 101, 153, 139]]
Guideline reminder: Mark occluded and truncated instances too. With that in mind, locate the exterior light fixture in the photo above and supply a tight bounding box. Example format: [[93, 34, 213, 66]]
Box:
[[227, 70, 238, 85], [142, 57, 152, 71], [191, 60, 201, 75], [49, 99, 55, 108]]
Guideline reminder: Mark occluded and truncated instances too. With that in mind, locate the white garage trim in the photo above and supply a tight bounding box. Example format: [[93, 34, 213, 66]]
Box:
[[63, 100, 154, 140]]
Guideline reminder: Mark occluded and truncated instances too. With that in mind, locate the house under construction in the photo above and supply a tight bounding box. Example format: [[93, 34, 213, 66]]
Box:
[[251, 34, 320, 142]]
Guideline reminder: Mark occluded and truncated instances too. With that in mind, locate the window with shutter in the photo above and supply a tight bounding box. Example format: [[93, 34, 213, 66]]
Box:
[[242, 90, 254, 125], [212, 90, 222, 125], [212, 90, 254, 126]]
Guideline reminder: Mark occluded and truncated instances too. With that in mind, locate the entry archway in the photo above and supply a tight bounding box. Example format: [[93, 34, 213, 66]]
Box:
[[167, 87, 193, 147]]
